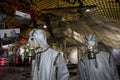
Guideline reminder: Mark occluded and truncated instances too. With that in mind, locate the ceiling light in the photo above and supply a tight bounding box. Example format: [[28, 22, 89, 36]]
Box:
[[85, 9, 91, 12], [43, 25, 47, 28]]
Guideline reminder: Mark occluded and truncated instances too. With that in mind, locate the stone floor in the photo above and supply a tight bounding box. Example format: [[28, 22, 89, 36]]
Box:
[[0, 65, 79, 80], [0, 66, 31, 80]]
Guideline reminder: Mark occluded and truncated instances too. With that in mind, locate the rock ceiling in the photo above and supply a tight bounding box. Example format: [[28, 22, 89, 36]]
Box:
[[0, 0, 120, 48]]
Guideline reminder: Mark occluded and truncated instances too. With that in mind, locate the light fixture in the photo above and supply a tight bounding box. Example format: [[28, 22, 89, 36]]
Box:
[[85, 9, 90, 12], [43, 25, 47, 28]]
